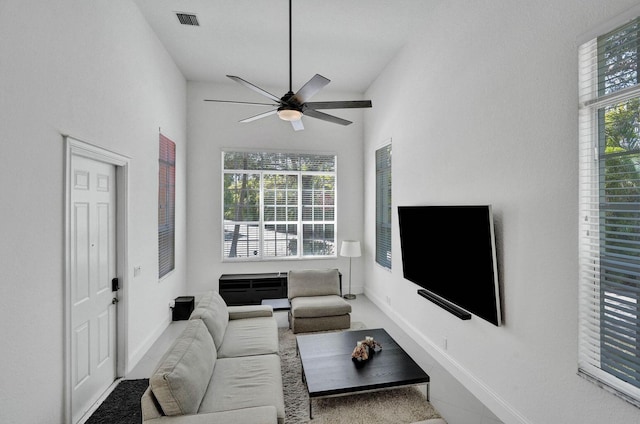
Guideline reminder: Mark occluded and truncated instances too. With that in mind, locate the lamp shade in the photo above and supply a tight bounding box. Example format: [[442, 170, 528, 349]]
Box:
[[340, 240, 361, 258]]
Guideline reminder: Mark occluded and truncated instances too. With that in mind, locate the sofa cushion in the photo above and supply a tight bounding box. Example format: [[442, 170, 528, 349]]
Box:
[[228, 304, 273, 319], [291, 295, 352, 318], [217, 316, 279, 358], [150, 319, 216, 416], [140, 386, 162, 421], [200, 354, 285, 424], [189, 291, 229, 347], [193, 406, 279, 424], [288, 268, 341, 299], [290, 313, 351, 334]]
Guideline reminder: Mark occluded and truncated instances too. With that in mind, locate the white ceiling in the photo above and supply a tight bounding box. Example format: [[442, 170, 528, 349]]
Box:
[[133, 0, 428, 94]]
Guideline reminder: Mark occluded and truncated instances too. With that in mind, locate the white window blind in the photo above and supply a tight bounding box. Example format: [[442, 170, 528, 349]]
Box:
[[376, 143, 392, 269], [222, 151, 336, 260], [159, 134, 176, 278], [579, 16, 640, 406]]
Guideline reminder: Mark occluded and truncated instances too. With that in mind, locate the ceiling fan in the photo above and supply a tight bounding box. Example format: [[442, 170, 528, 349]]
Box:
[[204, 0, 372, 131]]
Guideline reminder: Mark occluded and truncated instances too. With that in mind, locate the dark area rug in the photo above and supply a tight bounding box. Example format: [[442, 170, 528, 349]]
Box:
[[85, 379, 148, 424]]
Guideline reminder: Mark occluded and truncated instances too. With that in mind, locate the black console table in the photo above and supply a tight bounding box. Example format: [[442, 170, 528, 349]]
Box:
[[219, 272, 287, 306], [219, 271, 342, 306]]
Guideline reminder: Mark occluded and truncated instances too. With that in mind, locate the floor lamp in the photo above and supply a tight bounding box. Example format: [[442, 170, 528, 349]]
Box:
[[340, 240, 361, 300]]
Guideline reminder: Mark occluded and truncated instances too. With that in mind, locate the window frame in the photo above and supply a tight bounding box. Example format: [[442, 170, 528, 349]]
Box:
[[221, 150, 338, 262], [375, 141, 392, 270], [158, 133, 176, 279], [578, 14, 640, 407]]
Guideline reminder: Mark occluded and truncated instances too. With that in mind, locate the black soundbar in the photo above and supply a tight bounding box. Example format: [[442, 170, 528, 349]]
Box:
[[417, 289, 472, 321]]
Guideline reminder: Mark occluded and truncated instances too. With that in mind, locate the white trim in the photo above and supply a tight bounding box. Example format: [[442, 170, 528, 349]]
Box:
[[220, 145, 338, 157], [577, 3, 640, 44], [374, 140, 392, 271], [374, 260, 393, 273], [582, 84, 640, 109], [220, 150, 338, 262], [577, 12, 640, 407], [76, 378, 122, 424], [365, 288, 532, 424], [375, 137, 392, 151], [127, 315, 172, 371], [63, 135, 130, 424], [65, 135, 130, 167]]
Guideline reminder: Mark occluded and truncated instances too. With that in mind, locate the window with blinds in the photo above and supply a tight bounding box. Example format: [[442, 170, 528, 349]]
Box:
[[222, 151, 337, 260], [579, 16, 640, 406], [159, 134, 176, 278], [376, 143, 392, 269]]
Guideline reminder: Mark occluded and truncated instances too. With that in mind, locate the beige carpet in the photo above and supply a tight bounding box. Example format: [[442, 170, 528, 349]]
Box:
[[278, 325, 441, 423]]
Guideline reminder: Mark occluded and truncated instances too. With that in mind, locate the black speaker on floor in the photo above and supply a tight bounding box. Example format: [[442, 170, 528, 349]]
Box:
[[172, 296, 194, 321]]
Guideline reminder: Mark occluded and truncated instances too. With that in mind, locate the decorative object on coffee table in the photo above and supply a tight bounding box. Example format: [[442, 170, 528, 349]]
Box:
[[352, 341, 370, 362], [364, 335, 382, 351], [340, 240, 361, 300], [352, 335, 383, 362]]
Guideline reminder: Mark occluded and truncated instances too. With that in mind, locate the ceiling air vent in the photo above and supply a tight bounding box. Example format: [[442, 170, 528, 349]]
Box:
[[176, 13, 199, 26]]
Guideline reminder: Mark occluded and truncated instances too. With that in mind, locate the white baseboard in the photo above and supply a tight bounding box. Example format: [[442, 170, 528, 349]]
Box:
[[126, 315, 172, 374], [364, 288, 531, 424]]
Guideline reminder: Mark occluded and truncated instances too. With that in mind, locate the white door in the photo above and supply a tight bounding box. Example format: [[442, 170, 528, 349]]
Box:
[[70, 155, 117, 423]]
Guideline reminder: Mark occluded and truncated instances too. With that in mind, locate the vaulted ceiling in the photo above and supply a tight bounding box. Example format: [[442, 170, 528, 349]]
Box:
[[133, 0, 428, 94]]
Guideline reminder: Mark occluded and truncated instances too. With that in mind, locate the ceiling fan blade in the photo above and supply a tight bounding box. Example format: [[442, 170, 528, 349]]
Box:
[[204, 99, 279, 106], [291, 74, 330, 104], [239, 109, 278, 123], [227, 75, 283, 103], [304, 100, 372, 110], [303, 109, 352, 126], [290, 119, 304, 131]]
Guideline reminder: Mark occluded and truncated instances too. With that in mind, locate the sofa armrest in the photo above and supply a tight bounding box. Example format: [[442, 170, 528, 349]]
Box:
[[228, 305, 273, 319], [144, 406, 278, 424]]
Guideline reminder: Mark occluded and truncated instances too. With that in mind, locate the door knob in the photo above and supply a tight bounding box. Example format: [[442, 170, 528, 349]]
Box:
[[112, 297, 119, 304]]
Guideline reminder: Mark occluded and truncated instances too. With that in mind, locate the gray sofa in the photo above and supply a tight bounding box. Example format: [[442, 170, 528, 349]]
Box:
[[141, 291, 284, 424], [189, 290, 279, 358]]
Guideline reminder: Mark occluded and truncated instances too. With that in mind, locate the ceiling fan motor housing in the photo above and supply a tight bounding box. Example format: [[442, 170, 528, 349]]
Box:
[[280, 91, 297, 105], [203, 0, 372, 130], [277, 91, 303, 121]]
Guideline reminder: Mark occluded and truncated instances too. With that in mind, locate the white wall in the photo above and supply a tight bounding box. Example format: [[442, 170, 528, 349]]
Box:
[[0, 1, 187, 423], [186, 81, 365, 295], [363, 0, 640, 423]]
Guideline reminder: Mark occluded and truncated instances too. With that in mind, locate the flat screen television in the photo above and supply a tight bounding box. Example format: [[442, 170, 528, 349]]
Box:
[[397, 205, 502, 326]]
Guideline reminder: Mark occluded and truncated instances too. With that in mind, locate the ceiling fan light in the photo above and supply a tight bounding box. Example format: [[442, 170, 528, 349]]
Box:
[[277, 109, 303, 121]]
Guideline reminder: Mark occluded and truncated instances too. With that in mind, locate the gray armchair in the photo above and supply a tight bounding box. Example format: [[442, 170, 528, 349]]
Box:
[[288, 268, 352, 333]]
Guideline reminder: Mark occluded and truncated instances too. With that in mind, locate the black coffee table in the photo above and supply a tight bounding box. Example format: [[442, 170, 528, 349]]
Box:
[[296, 328, 430, 419]]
